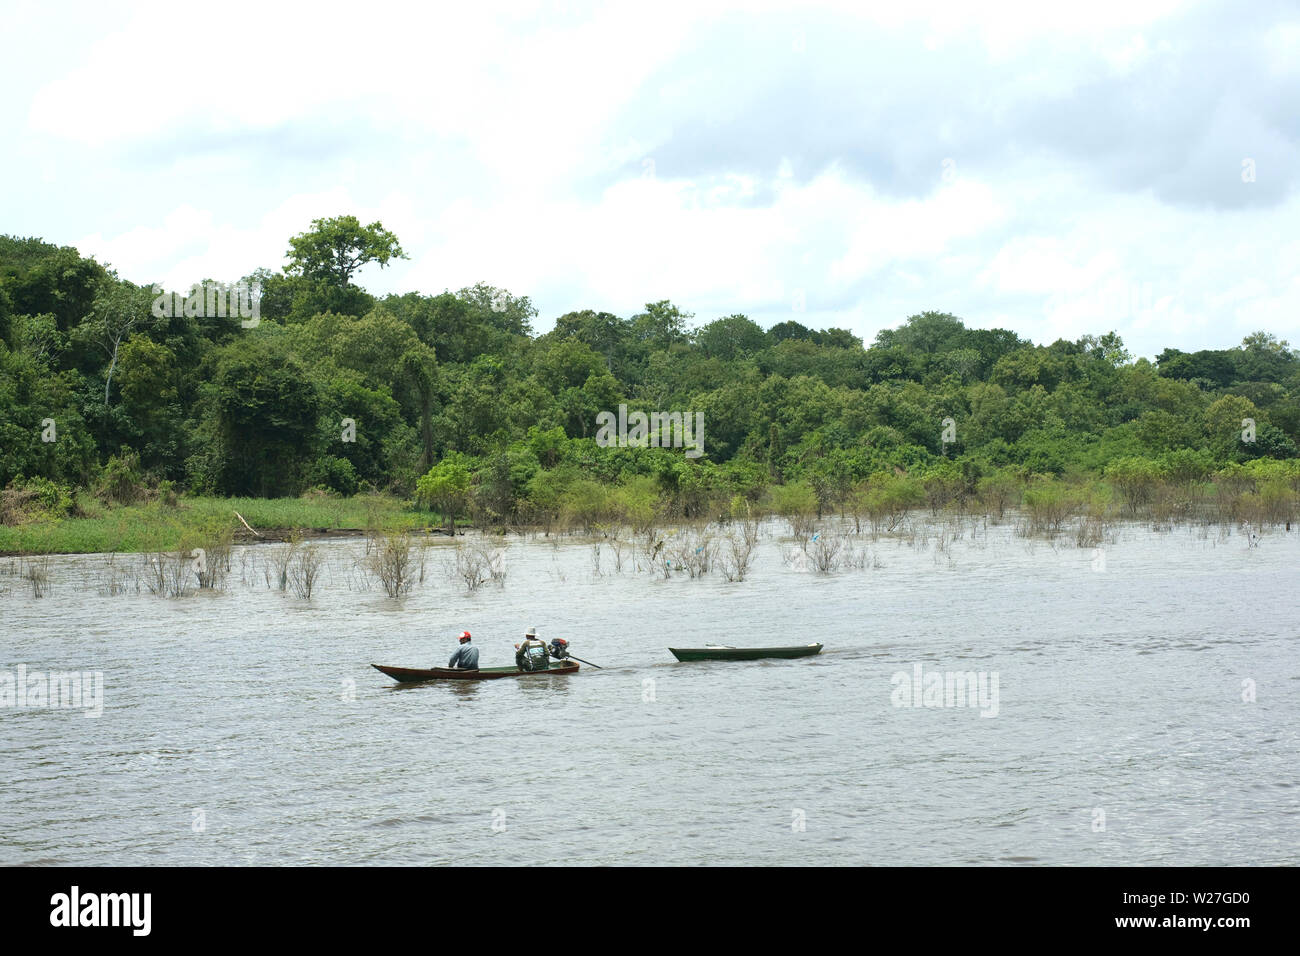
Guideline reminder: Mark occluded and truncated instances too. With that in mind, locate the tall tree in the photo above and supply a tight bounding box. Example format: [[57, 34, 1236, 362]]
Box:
[[696, 314, 766, 360], [211, 337, 321, 496], [631, 300, 692, 350], [416, 454, 472, 534], [285, 216, 406, 288], [75, 281, 151, 404]]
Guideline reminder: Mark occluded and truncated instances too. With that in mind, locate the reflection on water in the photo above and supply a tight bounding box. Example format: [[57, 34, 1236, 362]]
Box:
[[388, 680, 484, 698], [2, 518, 1298, 865]]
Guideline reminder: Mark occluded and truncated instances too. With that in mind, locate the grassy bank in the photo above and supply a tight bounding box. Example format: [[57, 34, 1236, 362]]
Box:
[[0, 493, 433, 555], [4, 456, 1300, 557]]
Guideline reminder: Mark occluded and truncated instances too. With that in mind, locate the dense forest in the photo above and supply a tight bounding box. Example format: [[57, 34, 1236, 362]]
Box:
[[3, 216, 1299, 534]]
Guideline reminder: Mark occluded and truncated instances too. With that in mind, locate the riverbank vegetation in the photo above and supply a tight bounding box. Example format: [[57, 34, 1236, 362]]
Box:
[[4, 221, 1300, 557]]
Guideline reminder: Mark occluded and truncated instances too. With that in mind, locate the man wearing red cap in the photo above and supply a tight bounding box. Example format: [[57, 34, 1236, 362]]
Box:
[[447, 631, 479, 670]]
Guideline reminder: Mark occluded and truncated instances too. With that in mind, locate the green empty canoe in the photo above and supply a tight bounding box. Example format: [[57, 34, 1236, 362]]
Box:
[[668, 644, 823, 662]]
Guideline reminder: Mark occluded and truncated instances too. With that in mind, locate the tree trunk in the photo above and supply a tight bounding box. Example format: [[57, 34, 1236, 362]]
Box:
[[104, 336, 121, 404], [420, 393, 433, 470]]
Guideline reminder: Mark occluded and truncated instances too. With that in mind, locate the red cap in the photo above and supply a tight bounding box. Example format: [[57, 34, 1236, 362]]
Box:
[[459, 630, 472, 641]]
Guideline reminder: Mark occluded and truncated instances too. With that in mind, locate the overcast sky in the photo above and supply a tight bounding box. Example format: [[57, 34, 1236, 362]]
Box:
[[3, 0, 1297, 358]]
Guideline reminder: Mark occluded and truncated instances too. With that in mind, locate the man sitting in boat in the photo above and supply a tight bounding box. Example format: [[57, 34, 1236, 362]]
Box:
[[447, 631, 479, 670], [515, 628, 550, 671]]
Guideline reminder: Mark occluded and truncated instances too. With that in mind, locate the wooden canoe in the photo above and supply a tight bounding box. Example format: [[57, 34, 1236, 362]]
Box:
[[668, 643, 823, 662], [371, 662, 580, 683]]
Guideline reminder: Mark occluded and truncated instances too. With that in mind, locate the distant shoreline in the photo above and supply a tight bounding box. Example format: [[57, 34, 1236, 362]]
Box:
[[3, 480, 1297, 558], [0, 494, 449, 557]]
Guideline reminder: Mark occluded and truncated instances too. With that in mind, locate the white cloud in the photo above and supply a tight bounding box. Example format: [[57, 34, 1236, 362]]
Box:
[[5, 0, 1297, 361]]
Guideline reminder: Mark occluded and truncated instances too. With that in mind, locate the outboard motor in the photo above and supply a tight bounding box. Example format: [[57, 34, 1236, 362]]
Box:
[[548, 638, 570, 660]]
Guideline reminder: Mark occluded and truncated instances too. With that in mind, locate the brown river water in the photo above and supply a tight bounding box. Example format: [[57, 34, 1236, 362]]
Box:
[[2, 517, 1297, 865]]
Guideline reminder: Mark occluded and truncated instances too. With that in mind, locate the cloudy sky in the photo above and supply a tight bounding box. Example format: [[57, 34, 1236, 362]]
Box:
[[3, 0, 1297, 358]]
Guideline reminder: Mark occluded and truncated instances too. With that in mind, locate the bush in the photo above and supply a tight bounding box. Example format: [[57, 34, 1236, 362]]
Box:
[[1158, 448, 1216, 485], [96, 451, 146, 505], [155, 479, 180, 508], [607, 475, 660, 533], [976, 469, 1021, 520], [1104, 456, 1164, 513], [305, 455, 359, 496], [1, 476, 75, 524], [1021, 478, 1080, 534], [768, 481, 818, 517], [859, 471, 925, 533], [560, 478, 609, 532], [415, 455, 472, 533]]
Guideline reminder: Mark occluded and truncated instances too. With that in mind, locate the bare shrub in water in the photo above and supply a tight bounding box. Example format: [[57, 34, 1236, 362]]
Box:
[[142, 551, 167, 595], [717, 523, 759, 582], [1074, 488, 1117, 548], [664, 525, 716, 578], [342, 546, 375, 592], [23, 554, 52, 598], [450, 543, 503, 591], [267, 536, 299, 590], [844, 540, 868, 570], [809, 532, 845, 573], [640, 528, 666, 570], [596, 526, 629, 573], [95, 553, 133, 596], [369, 532, 415, 597], [288, 543, 324, 599], [1075, 515, 1106, 548], [192, 532, 232, 590], [787, 512, 815, 547], [486, 545, 507, 584], [142, 550, 189, 598]]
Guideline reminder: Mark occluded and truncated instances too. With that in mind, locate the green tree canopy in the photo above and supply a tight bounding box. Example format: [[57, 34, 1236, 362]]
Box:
[[285, 215, 406, 288]]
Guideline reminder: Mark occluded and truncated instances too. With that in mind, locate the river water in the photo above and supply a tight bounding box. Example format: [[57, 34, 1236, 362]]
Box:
[[2, 518, 1297, 865]]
